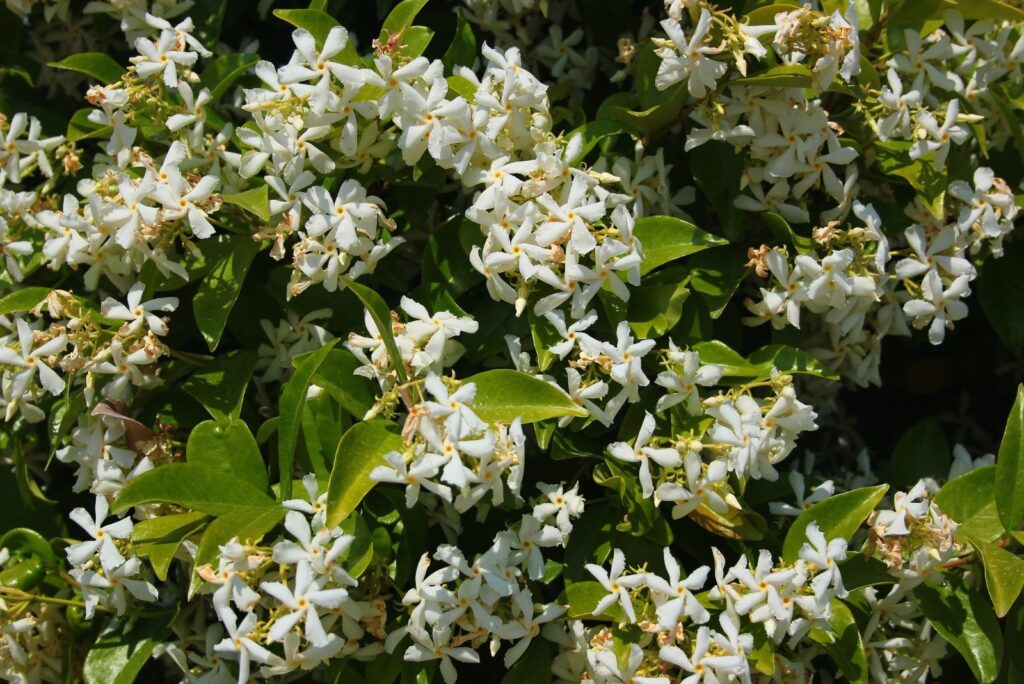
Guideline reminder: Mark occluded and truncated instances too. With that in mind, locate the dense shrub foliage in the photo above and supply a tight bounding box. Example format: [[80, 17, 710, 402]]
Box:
[[1, 0, 1024, 682]]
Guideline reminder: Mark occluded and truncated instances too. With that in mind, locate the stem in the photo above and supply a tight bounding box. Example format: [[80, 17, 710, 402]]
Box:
[[0, 588, 111, 613]]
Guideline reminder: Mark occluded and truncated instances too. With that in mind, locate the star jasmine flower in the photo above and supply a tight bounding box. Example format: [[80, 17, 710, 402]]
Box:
[[101, 282, 179, 336], [585, 548, 646, 623], [607, 411, 681, 497]]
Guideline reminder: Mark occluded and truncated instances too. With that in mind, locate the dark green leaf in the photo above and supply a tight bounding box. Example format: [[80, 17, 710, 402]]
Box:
[[182, 350, 258, 422], [996, 385, 1024, 531], [501, 640, 552, 683], [194, 235, 261, 351], [442, 11, 476, 72], [381, 0, 429, 36], [307, 347, 377, 419], [888, 416, 950, 490], [278, 340, 340, 500], [83, 617, 167, 684], [935, 466, 1002, 543], [917, 579, 1003, 684], [731, 64, 814, 88], [979, 244, 1024, 350], [200, 53, 259, 100], [822, 600, 869, 684], [341, 276, 408, 384], [133, 511, 208, 580]]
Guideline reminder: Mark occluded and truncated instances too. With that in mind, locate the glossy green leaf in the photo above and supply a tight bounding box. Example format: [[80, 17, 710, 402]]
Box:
[[326, 420, 404, 528], [200, 52, 258, 99], [888, 416, 950, 489], [49, 52, 124, 84], [746, 344, 839, 380], [272, 8, 340, 46], [501, 640, 552, 683], [0, 286, 50, 315], [969, 535, 1024, 618], [839, 556, 896, 591], [995, 385, 1024, 531], [381, 0, 429, 36], [67, 108, 111, 142], [782, 484, 888, 562], [731, 64, 814, 88], [875, 140, 946, 219], [222, 185, 270, 223], [182, 350, 257, 422], [190, 505, 285, 596], [917, 579, 1003, 684], [113, 463, 277, 515], [568, 119, 629, 164], [822, 600, 869, 684], [945, 0, 1024, 21], [339, 510, 375, 578], [307, 347, 377, 419], [463, 369, 587, 424], [935, 466, 1002, 542], [692, 341, 761, 378], [684, 245, 748, 318], [133, 511, 207, 581], [627, 272, 689, 339], [633, 216, 728, 276], [341, 276, 408, 385], [396, 26, 434, 60], [83, 617, 167, 684], [193, 235, 261, 351], [187, 419, 268, 492], [442, 10, 476, 71], [763, 212, 815, 255], [277, 340, 340, 500], [563, 580, 625, 621]]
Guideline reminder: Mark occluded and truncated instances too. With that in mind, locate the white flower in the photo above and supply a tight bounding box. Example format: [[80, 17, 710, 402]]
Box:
[[656, 452, 731, 519], [132, 29, 198, 88], [404, 626, 480, 684], [655, 10, 727, 98], [371, 450, 453, 508], [910, 100, 969, 170], [101, 282, 179, 336], [0, 318, 68, 397], [592, 642, 669, 684], [902, 269, 970, 345], [799, 522, 847, 599], [65, 495, 133, 571], [260, 561, 352, 645], [215, 611, 284, 684], [646, 548, 711, 629], [585, 548, 646, 623], [607, 411, 681, 497]]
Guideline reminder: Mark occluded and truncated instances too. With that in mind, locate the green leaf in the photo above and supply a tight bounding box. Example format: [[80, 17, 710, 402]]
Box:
[[193, 234, 261, 351], [822, 600, 869, 684], [222, 185, 270, 223], [278, 340, 340, 501], [326, 420, 404, 528], [133, 511, 207, 581], [527, 308, 561, 372], [917, 579, 1003, 684], [874, 140, 946, 219], [442, 10, 476, 71], [187, 419, 269, 492], [782, 484, 888, 562], [463, 369, 588, 424], [627, 271, 689, 339], [633, 215, 728, 276], [944, 0, 1024, 21], [763, 212, 815, 255], [746, 344, 839, 380], [501, 640, 552, 683], [341, 276, 408, 385], [562, 580, 625, 621], [996, 385, 1024, 531], [48, 52, 125, 84], [200, 53, 259, 100], [567, 119, 629, 164], [684, 245, 748, 318], [979, 243, 1024, 350], [113, 463, 277, 515], [396, 26, 434, 60], [968, 535, 1024, 618], [731, 64, 814, 88], [339, 510, 375, 578], [83, 617, 167, 684], [190, 505, 285, 596], [935, 466, 1003, 543], [888, 416, 950, 490], [839, 556, 896, 591], [381, 0, 429, 36], [0, 286, 50, 315], [67, 108, 111, 142], [182, 350, 257, 422], [307, 347, 377, 419], [692, 341, 762, 378], [272, 8, 340, 46]]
